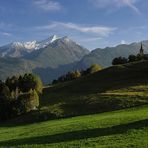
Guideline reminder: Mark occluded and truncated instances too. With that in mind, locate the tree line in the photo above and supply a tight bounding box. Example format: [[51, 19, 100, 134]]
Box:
[[52, 64, 102, 85], [0, 73, 43, 121], [112, 54, 148, 65]]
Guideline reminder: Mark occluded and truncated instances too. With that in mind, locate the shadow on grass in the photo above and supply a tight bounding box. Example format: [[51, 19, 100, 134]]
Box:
[[0, 119, 148, 146]]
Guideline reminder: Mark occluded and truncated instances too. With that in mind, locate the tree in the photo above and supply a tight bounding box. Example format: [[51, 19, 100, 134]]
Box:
[[0, 82, 12, 120], [136, 54, 144, 61], [52, 70, 82, 85], [112, 57, 128, 65], [19, 73, 43, 94], [128, 55, 137, 63], [0, 73, 43, 121], [52, 79, 58, 85], [52, 64, 103, 85], [86, 64, 102, 74], [5, 76, 19, 92], [73, 70, 81, 78], [16, 90, 39, 114], [66, 70, 81, 80], [143, 55, 148, 60], [0, 82, 11, 102]]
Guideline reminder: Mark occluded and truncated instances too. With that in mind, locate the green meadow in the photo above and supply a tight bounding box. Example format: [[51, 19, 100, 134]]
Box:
[[0, 105, 148, 148]]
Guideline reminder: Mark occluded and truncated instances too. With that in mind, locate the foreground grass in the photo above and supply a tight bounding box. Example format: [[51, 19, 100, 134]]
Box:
[[0, 105, 148, 148]]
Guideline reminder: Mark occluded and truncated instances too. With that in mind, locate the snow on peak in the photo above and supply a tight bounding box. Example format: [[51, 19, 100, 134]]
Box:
[[50, 35, 59, 43], [0, 35, 69, 57], [8, 35, 60, 51], [11, 41, 37, 50], [36, 35, 60, 49], [24, 41, 37, 49]]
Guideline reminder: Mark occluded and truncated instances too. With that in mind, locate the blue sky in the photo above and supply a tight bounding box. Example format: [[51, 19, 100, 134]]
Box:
[[0, 0, 148, 50]]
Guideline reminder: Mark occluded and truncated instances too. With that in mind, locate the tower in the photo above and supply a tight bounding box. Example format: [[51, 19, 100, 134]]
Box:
[[139, 43, 144, 56]]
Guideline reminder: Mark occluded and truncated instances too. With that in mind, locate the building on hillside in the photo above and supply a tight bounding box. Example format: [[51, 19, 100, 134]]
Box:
[[139, 43, 144, 56], [138, 43, 148, 57]]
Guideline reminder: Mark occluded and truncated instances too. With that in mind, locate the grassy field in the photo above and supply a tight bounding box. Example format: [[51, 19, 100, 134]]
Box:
[[0, 105, 148, 147]]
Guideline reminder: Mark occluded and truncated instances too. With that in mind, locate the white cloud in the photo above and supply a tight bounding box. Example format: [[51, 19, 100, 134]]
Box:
[[0, 31, 12, 37], [35, 23, 57, 30], [90, 0, 140, 14], [2, 32, 12, 36], [33, 0, 62, 11], [58, 22, 116, 36], [80, 37, 102, 42], [37, 21, 117, 37]]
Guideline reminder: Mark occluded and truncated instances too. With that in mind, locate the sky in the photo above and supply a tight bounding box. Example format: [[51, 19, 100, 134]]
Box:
[[0, 0, 148, 50]]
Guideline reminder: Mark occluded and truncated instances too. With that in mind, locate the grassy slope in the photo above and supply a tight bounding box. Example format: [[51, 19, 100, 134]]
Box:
[[41, 61, 148, 118], [0, 105, 148, 147]]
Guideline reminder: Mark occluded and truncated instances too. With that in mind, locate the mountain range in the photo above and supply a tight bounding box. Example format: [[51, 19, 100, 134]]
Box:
[[0, 35, 63, 58], [0, 35, 89, 83], [0, 35, 148, 84]]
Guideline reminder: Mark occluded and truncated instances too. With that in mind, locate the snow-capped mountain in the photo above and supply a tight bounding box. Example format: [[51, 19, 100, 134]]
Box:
[[0, 35, 89, 83], [0, 35, 60, 57], [36, 35, 60, 49]]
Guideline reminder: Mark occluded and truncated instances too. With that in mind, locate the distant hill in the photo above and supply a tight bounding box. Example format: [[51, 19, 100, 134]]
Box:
[[77, 40, 148, 68], [0, 36, 89, 83]]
